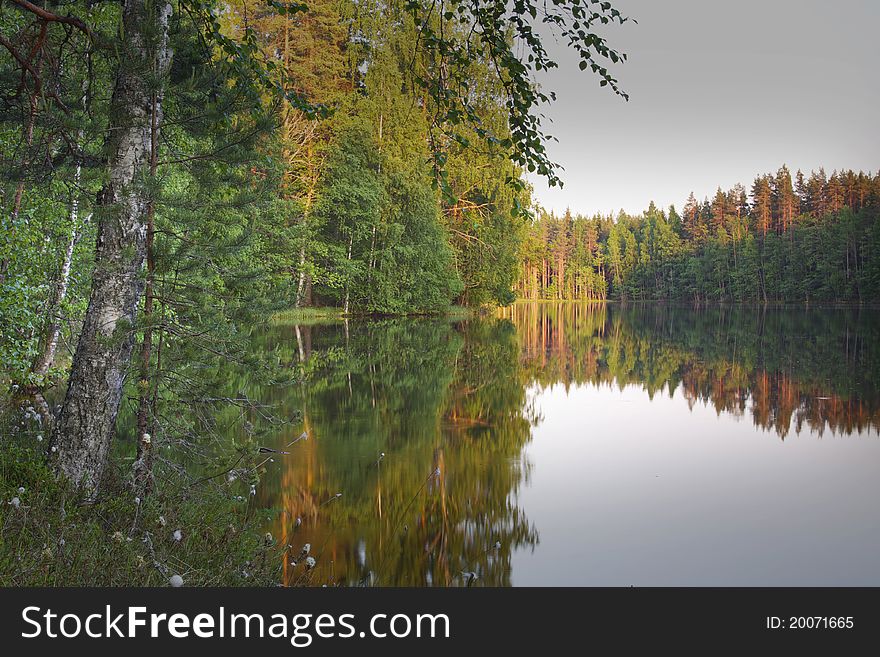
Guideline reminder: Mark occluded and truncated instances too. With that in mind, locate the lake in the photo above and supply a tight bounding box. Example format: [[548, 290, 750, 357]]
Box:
[[251, 303, 880, 586]]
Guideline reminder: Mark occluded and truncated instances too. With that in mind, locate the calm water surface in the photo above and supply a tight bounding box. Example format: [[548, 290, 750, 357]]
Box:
[[253, 303, 880, 586]]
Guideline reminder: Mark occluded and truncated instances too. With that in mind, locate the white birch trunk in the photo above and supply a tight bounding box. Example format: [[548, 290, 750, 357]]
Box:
[[50, 1, 173, 494]]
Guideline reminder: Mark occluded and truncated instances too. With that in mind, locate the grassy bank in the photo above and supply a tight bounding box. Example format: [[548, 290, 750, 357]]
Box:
[[0, 441, 281, 586], [271, 306, 347, 323], [271, 305, 477, 323]]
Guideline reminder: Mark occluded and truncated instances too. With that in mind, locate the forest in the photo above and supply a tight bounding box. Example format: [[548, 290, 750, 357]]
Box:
[[520, 167, 880, 303], [0, 0, 628, 585], [0, 0, 556, 385]]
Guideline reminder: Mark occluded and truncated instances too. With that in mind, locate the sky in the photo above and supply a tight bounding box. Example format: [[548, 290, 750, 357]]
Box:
[[527, 0, 880, 216]]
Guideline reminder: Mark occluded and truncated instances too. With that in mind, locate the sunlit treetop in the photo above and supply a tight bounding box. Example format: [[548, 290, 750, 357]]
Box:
[[2, 0, 627, 198], [208, 0, 630, 199]]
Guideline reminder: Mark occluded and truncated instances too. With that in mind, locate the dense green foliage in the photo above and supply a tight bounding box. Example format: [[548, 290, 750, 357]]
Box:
[[2, 0, 616, 387], [522, 167, 880, 303], [0, 0, 630, 583], [311, 118, 462, 313], [262, 0, 536, 312]]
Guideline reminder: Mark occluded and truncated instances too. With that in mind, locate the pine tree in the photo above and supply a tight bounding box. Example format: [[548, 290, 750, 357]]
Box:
[[682, 192, 704, 242], [773, 165, 795, 233], [827, 172, 845, 213], [807, 169, 828, 217], [795, 170, 808, 214], [751, 175, 772, 236], [711, 187, 727, 234]]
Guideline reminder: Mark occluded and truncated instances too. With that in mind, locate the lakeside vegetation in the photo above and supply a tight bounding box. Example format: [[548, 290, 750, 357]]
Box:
[[0, 442, 280, 586]]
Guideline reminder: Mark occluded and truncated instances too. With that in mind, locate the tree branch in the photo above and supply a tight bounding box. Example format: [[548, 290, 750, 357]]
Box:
[[10, 0, 91, 36], [0, 35, 41, 84]]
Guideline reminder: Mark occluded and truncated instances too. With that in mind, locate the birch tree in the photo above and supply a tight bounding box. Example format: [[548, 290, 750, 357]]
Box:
[[50, 0, 173, 492]]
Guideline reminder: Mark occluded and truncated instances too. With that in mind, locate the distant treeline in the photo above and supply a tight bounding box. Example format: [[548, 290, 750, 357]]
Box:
[[520, 167, 880, 303]]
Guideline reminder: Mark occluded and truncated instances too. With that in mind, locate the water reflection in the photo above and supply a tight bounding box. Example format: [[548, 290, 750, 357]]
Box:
[[501, 303, 880, 438], [260, 318, 539, 586], [258, 303, 879, 586]]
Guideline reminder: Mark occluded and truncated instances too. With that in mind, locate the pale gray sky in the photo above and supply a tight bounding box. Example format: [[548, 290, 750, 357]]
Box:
[[528, 0, 880, 216]]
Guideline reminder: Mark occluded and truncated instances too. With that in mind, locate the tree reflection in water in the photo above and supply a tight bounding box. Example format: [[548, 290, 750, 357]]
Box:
[[502, 303, 880, 438], [251, 303, 878, 585]]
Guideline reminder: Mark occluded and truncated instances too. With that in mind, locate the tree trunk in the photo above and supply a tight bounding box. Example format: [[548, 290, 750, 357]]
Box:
[[295, 146, 318, 307], [557, 254, 564, 299], [31, 210, 80, 378], [343, 233, 353, 314], [133, 88, 161, 496], [49, 0, 173, 495], [296, 247, 308, 305], [33, 76, 91, 381]]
